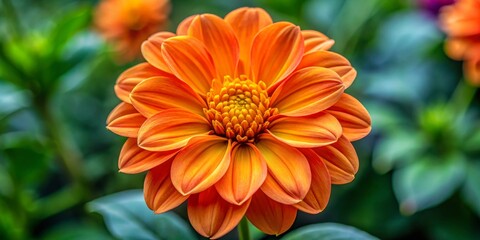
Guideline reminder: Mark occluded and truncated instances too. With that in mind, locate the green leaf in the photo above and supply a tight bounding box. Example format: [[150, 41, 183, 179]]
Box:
[[87, 190, 195, 240], [48, 6, 92, 57], [281, 223, 379, 240], [462, 161, 480, 217], [0, 199, 26, 239], [373, 131, 427, 174], [464, 126, 480, 152], [364, 101, 410, 133], [42, 223, 113, 240], [0, 132, 51, 186], [248, 221, 265, 240], [0, 83, 28, 120], [392, 153, 467, 215]]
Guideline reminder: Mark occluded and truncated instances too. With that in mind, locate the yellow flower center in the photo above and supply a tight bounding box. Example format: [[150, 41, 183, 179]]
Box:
[[204, 75, 278, 143]]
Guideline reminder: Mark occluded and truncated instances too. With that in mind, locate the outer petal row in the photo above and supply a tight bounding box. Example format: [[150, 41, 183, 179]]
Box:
[[251, 22, 304, 89], [268, 113, 342, 148], [161, 36, 216, 96], [137, 109, 211, 152], [256, 134, 311, 205], [130, 76, 206, 117], [106, 102, 146, 138], [142, 32, 176, 73], [314, 135, 359, 184], [271, 67, 345, 117], [171, 136, 232, 195], [295, 149, 331, 214], [246, 190, 297, 236], [215, 143, 267, 205], [325, 93, 371, 141], [188, 14, 239, 80], [188, 187, 250, 239], [119, 138, 178, 174], [225, 7, 273, 74], [144, 161, 188, 214], [297, 51, 357, 88], [302, 30, 335, 54], [114, 63, 166, 103]]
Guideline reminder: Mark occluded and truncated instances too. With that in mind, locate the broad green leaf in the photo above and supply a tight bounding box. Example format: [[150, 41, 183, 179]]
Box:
[[393, 153, 467, 215], [87, 190, 195, 240], [463, 161, 480, 217], [282, 223, 379, 240]]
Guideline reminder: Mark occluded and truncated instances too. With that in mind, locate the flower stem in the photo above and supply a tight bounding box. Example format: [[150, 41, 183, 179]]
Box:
[[34, 97, 89, 199], [238, 217, 251, 240]]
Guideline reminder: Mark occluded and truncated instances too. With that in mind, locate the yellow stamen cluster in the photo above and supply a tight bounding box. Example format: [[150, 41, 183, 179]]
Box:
[[204, 75, 278, 143]]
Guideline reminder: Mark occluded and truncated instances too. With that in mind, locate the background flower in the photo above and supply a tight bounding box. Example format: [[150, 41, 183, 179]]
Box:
[[94, 0, 171, 62], [418, 0, 454, 16], [440, 0, 480, 85]]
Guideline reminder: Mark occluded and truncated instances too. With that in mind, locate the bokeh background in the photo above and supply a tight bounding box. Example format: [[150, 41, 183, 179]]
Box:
[[0, 0, 479, 239]]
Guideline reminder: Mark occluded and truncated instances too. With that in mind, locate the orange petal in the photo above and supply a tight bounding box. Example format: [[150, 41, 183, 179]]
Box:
[[444, 38, 470, 60], [440, 2, 480, 37], [313, 135, 359, 184], [295, 149, 331, 214], [141, 31, 176, 73], [465, 57, 480, 86], [161, 36, 216, 96], [268, 113, 342, 148], [177, 15, 196, 35], [106, 102, 146, 138], [325, 93, 371, 141], [271, 67, 345, 117], [144, 161, 189, 214], [297, 51, 357, 88], [171, 136, 231, 195], [130, 76, 206, 117], [225, 7, 272, 74], [188, 187, 250, 239], [115, 63, 166, 103], [250, 22, 304, 89], [246, 190, 297, 235], [302, 30, 335, 53], [137, 109, 211, 151], [188, 14, 239, 79], [119, 138, 178, 174], [215, 143, 267, 205], [256, 134, 311, 204]]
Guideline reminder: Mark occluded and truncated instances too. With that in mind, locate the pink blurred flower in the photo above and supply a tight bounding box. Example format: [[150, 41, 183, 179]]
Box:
[[419, 0, 455, 16]]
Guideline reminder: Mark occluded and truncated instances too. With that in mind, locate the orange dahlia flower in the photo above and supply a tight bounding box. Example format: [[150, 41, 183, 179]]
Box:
[[94, 0, 171, 62], [440, 0, 480, 85], [107, 7, 371, 238]]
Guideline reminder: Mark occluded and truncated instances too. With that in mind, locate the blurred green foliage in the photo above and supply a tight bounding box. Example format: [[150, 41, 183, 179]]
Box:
[[0, 0, 479, 239]]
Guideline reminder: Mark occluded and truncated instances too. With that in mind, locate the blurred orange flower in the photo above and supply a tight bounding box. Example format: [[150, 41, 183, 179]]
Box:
[[107, 7, 371, 238], [94, 0, 170, 62], [440, 0, 480, 85]]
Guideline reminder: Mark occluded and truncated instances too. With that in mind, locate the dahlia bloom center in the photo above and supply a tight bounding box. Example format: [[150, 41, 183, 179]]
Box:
[[204, 75, 278, 142]]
